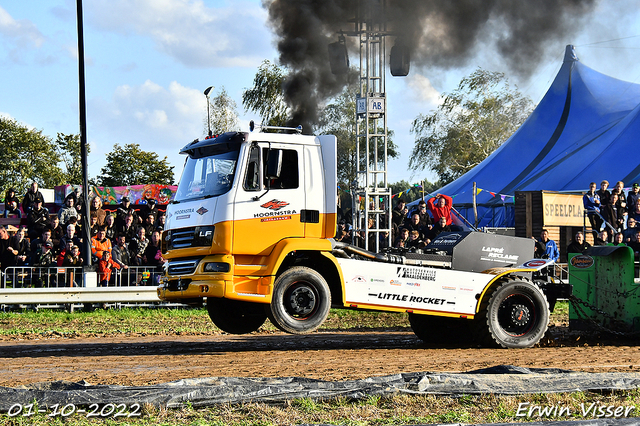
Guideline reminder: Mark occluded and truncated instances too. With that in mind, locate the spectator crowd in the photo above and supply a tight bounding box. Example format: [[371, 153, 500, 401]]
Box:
[[336, 193, 461, 252], [335, 179, 640, 261], [5, 178, 639, 284], [578, 180, 640, 256], [0, 182, 166, 286]]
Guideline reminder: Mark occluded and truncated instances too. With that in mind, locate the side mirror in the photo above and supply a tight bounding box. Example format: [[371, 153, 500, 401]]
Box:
[[266, 149, 282, 179]]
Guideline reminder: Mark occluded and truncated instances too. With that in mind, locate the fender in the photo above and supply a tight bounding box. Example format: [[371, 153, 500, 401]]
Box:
[[265, 237, 333, 275], [318, 250, 347, 304], [475, 258, 554, 313]]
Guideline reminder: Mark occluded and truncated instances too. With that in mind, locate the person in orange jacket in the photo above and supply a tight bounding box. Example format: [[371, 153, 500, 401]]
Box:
[[96, 251, 121, 287], [427, 193, 453, 226], [91, 227, 112, 262]]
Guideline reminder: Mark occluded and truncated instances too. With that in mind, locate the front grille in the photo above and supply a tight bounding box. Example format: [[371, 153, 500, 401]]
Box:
[[170, 228, 195, 249], [168, 258, 201, 275], [166, 226, 214, 250]]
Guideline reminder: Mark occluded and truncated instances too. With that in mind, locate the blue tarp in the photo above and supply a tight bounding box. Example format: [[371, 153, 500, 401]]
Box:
[[437, 45, 640, 228]]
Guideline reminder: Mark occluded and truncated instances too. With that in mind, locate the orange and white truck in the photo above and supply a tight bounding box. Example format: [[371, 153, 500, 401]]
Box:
[[158, 124, 565, 348]]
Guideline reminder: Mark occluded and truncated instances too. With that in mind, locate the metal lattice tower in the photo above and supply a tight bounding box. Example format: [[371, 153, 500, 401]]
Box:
[[352, 0, 391, 251]]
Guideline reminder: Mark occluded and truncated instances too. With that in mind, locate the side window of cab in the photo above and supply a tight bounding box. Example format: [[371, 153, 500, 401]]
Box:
[[243, 145, 261, 191], [262, 148, 299, 189]]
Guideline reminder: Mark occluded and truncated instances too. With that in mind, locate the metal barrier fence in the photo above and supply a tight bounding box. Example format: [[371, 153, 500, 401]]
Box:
[[1, 266, 163, 289]]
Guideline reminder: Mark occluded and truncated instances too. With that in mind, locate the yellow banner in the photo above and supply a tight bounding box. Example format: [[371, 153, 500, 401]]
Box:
[[542, 193, 584, 226]]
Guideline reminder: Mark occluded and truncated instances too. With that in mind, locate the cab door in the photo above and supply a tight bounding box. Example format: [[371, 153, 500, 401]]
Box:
[[232, 142, 305, 256]]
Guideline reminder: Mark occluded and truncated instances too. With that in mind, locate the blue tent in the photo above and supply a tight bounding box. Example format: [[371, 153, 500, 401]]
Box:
[[436, 45, 640, 228]]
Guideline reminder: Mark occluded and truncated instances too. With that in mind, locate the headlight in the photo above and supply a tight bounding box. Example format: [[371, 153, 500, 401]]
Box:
[[203, 262, 230, 273]]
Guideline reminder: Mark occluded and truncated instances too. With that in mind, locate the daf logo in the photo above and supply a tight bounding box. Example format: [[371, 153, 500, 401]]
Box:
[[199, 230, 213, 238]]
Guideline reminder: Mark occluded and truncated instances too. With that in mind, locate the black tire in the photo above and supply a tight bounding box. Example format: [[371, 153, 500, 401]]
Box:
[[267, 266, 331, 334], [207, 298, 267, 334], [408, 313, 472, 344], [482, 279, 549, 348]]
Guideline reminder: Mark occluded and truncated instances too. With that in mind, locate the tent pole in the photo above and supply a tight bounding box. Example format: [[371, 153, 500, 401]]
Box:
[[473, 182, 478, 227]]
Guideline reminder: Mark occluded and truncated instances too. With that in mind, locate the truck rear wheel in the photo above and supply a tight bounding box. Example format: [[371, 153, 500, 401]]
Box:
[[482, 279, 549, 348], [267, 266, 331, 334], [409, 313, 472, 344], [207, 298, 267, 334]]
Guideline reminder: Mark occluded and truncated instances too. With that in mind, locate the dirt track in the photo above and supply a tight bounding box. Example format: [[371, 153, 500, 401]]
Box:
[[0, 327, 639, 388]]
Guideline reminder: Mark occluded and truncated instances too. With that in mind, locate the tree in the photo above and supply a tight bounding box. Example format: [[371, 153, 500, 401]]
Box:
[[205, 86, 240, 135], [409, 68, 534, 185], [242, 60, 289, 127], [54, 133, 88, 185], [97, 143, 174, 187], [0, 117, 65, 195]]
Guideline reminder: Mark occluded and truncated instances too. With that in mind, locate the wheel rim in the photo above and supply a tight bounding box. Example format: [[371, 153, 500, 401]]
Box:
[[496, 293, 537, 337], [284, 282, 318, 319]]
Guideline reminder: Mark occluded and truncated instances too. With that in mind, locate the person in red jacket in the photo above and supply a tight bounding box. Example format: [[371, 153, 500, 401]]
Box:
[[427, 193, 453, 226], [96, 251, 121, 287]]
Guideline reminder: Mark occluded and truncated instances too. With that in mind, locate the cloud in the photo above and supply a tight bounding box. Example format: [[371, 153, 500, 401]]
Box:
[[92, 79, 205, 139], [406, 74, 442, 107], [88, 79, 206, 158], [87, 79, 208, 178], [86, 0, 272, 68], [0, 6, 46, 63], [0, 6, 45, 47]]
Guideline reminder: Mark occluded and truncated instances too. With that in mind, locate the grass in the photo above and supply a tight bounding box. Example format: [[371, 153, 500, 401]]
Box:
[[0, 306, 412, 340], [0, 300, 570, 340], [2, 301, 637, 425]]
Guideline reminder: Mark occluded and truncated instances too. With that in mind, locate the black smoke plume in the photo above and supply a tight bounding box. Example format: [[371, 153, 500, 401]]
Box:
[[263, 0, 598, 133]]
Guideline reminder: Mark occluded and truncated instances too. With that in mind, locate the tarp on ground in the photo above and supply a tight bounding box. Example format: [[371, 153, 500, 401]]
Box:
[[435, 45, 640, 228], [1, 365, 640, 409]]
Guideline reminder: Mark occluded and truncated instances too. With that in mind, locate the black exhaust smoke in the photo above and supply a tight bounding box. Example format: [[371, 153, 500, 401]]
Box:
[[262, 0, 597, 133]]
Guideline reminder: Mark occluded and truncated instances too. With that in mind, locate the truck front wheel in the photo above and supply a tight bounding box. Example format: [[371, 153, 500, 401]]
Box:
[[482, 279, 549, 348], [207, 298, 267, 334], [267, 266, 331, 334]]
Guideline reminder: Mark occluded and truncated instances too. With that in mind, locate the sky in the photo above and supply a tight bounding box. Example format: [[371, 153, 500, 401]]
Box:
[[1, 0, 640, 189]]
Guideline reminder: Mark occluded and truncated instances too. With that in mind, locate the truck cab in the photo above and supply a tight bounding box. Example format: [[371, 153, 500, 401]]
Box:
[[160, 129, 337, 306]]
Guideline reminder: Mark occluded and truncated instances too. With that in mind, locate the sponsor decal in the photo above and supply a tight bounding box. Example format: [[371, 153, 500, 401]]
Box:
[[522, 259, 548, 268], [390, 279, 402, 286], [442, 285, 456, 290], [368, 292, 446, 305], [481, 246, 520, 262], [175, 208, 195, 215], [254, 209, 297, 218], [439, 233, 462, 240], [370, 278, 385, 283], [196, 207, 208, 215], [406, 282, 421, 287], [261, 215, 292, 222], [176, 215, 190, 220], [261, 199, 290, 211], [396, 267, 436, 281], [433, 233, 462, 245], [352, 276, 367, 283], [460, 287, 474, 292], [571, 255, 594, 269]]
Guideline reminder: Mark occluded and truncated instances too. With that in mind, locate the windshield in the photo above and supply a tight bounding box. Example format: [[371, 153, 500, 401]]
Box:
[[175, 148, 239, 202]]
